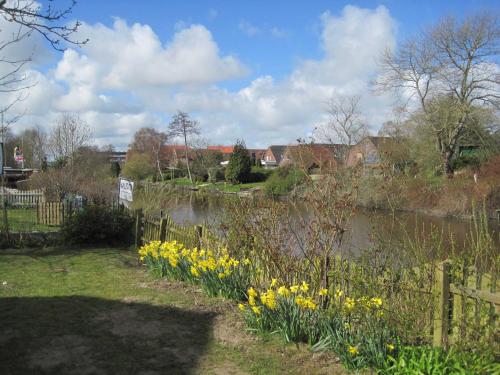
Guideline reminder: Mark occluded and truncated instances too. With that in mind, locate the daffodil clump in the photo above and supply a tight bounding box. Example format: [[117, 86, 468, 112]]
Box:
[[239, 280, 328, 344], [138, 240, 251, 300], [313, 290, 398, 371]]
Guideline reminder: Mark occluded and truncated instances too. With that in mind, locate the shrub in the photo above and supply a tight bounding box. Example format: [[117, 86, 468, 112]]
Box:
[[122, 153, 155, 181], [264, 166, 306, 197], [61, 205, 134, 246], [245, 166, 273, 183]]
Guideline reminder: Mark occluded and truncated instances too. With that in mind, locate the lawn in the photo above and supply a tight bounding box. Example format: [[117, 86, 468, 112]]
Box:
[[201, 181, 265, 193], [0, 247, 346, 374], [1, 208, 57, 232]]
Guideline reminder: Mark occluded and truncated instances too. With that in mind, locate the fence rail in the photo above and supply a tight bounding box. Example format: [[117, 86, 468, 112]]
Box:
[[135, 209, 499, 349], [0, 188, 45, 207]]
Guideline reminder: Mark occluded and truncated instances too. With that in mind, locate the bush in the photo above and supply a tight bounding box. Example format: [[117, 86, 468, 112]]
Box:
[[122, 153, 155, 181], [264, 166, 306, 197], [245, 166, 272, 183], [61, 205, 134, 246]]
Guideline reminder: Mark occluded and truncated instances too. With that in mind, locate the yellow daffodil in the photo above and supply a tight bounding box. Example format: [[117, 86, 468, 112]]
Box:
[[370, 297, 382, 308], [386, 343, 395, 352], [318, 288, 328, 296], [270, 278, 278, 287], [190, 266, 200, 277], [247, 287, 257, 298], [344, 297, 355, 311], [238, 303, 246, 311], [290, 285, 299, 293], [252, 306, 261, 315], [277, 286, 290, 297], [300, 281, 309, 292], [348, 345, 358, 356]]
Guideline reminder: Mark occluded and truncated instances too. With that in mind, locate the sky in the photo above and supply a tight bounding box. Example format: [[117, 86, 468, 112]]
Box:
[[2, 0, 499, 150]]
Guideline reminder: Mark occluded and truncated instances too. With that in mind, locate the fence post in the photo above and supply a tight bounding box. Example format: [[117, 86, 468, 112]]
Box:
[[433, 260, 451, 348], [135, 208, 143, 249], [159, 215, 167, 242], [196, 225, 203, 249]]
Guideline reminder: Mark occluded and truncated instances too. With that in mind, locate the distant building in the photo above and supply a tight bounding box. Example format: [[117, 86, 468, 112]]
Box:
[[208, 145, 266, 166], [261, 145, 287, 168], [109, 151, 127, 164], [207, 146, 234, 161], [281, 143, 348, 172], [346, 136, 394, 169], [160, 145, 193, 167]]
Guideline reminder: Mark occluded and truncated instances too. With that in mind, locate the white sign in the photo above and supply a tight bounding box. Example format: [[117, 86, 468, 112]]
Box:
[[119, 178, 134, 202]]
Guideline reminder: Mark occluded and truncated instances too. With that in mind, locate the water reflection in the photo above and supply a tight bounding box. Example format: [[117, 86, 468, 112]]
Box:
[[150, 192, 500, 255]]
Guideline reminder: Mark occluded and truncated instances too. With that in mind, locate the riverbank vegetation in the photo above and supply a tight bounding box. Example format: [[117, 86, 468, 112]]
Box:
[[133, 168, 499, 373]]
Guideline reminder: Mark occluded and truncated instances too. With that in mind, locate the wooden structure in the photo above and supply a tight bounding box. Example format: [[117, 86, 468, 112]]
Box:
[[36, 201, 74, 226], [0, 188, 45, 207], [135, 209, 224, 253]]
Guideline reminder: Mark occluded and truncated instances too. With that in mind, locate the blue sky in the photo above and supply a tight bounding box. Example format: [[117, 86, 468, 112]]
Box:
[[69, 0, 499, 87], [9, 1, 500, 149]]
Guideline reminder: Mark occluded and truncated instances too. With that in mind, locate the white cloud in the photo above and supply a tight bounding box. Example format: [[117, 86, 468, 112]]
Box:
[[7, 5, 397, 149], [56, 19, 247, 90]]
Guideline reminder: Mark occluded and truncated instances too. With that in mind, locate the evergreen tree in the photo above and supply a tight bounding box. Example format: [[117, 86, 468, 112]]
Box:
[[225, 140, 252, 183]]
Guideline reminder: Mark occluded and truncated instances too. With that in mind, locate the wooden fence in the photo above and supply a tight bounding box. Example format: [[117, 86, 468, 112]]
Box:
[[0, 188, 45, 207], [135, 209, 499, 349], [434, 261, 498, 348], [36, 202, 74, 226], [135, 209, 224, 253]]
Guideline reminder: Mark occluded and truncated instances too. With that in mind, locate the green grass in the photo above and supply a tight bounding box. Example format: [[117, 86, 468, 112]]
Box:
[[166, 177, 195, 186], [201, 181, 265, 193], [0, 208, 57, 232], [0, 247, 346, 374]]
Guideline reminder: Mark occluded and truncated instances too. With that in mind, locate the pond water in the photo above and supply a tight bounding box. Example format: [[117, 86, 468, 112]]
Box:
[[147, 192, 500, 256]]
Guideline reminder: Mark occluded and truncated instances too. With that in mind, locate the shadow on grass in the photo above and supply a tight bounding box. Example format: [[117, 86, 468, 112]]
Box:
[[0, 296, 215, 375]]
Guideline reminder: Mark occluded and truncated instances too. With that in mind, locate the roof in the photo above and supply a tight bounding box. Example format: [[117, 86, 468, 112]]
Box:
[[268, 145, 288, 164], [365, 136, 392, 149], [207, 145, 234, 154]]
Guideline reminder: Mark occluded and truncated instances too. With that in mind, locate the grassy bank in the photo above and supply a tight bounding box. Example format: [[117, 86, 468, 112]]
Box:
[[357, 156, 500, 218], [0, 247, 346, 375]]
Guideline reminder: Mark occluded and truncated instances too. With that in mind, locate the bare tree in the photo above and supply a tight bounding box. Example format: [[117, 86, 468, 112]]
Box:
[[49, 113, 91, 165], [376, 13, 500, 176], [129, 127, 168, 179], [314, 94, 367, 161], [0, 1, 87, 114], [168, 111, 200, 183]]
